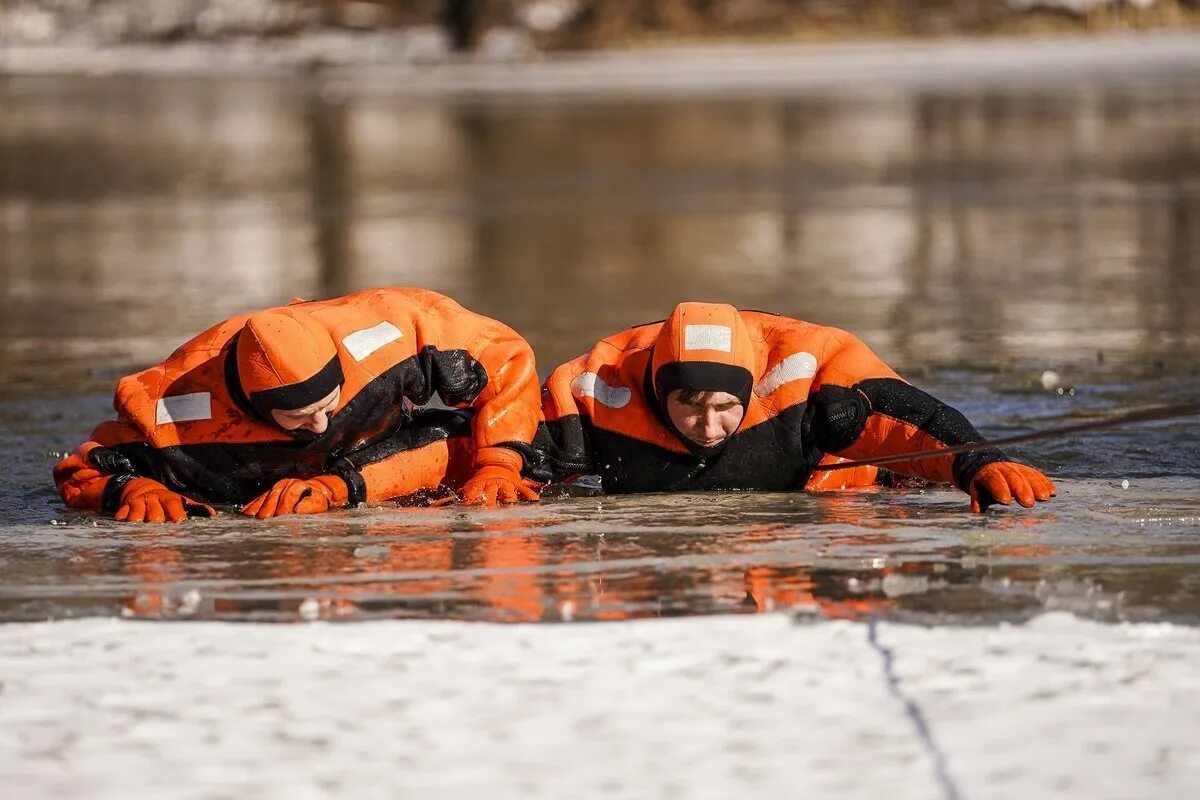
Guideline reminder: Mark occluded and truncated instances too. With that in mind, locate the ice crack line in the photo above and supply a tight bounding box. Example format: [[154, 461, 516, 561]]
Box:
[[867, 619, 962, 800]]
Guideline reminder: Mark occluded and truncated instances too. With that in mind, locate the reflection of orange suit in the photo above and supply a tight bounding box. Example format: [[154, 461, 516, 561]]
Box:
[[55, 288, 540, 514], [743, 566, 898, 619], [533, 303, 1006, 494]]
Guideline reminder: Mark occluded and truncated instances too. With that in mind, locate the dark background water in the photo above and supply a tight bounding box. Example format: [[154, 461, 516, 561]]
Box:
[[1, 72, 1197, 623]]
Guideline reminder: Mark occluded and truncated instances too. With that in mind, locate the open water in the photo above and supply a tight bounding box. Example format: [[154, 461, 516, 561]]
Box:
[[1, 70, 1197, 624]]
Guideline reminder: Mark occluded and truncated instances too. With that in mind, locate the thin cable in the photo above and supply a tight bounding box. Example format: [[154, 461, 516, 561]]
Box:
[[817, 401, 1200, 472]]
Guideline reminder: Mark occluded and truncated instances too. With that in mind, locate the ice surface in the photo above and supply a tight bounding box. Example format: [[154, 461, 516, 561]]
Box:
[[1, 613, 1197, 799]]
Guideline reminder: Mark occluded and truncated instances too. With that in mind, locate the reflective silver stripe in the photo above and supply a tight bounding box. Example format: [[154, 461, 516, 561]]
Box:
[[156, 392, 212, 425], [342, 321, 403, 362], [571, 372, 632, 409], [683, 324, 732, 352], [754, 352, 818, 397]]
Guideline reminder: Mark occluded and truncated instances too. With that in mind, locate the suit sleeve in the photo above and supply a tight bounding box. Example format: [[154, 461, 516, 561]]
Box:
[[804, 331, 1006, 488], [323, 410, 471, 505], [53, 421, 154, 514], [528, 358, 597, 482], [408, 295, 542, 471]]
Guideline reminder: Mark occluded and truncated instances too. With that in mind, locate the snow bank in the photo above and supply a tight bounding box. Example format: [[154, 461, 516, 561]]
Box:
[[1, 613, 1197, 798]]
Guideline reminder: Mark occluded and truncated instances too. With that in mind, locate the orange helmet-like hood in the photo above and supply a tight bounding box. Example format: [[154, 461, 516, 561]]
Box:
[[235, 308, 344, 418], [650, 302, 755, 454]]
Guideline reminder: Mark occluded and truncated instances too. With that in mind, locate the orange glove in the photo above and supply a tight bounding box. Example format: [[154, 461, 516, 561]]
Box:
[[115, 478, 216, 523], [460, 447, 540, 506], [968, 462, 1056, 514], [241, 476, 349, 519]]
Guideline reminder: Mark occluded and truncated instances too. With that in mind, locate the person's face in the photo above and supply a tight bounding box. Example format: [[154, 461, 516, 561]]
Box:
[[665, 389, 744, 448], [270, 386, 341, 435]]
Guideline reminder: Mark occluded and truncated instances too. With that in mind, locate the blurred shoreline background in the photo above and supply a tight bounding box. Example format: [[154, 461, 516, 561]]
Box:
[[2, 5, 1198, 398], [1, 0, 1198, 74]]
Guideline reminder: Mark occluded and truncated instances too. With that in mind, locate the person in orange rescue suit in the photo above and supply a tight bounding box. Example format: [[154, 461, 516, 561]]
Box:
[[532, 302, 1056, 513], [54, 287, 543, 522]]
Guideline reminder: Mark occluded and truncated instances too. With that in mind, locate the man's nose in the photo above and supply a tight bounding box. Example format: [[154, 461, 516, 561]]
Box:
[[702, 411, 723, 437], [306, 412, 329, 434]]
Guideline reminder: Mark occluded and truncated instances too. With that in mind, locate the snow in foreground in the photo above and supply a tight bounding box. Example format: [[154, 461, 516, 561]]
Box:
[[1, 613, 1198, 799]]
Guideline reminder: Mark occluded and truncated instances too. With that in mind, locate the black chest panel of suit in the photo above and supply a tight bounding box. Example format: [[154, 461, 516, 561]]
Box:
[[590, 405, 813, 494]]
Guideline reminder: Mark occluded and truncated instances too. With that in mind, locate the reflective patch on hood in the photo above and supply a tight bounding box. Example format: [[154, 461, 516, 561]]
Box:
[[683, 324, 732, 352]]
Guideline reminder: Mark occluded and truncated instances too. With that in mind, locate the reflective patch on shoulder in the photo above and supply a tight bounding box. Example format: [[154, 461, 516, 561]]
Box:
[[755, 352, 818, 397], [571, 372, 631, 409], [156, 392, 212, 425], [684, 324, 732, 352], [343, 321, 403, 362]]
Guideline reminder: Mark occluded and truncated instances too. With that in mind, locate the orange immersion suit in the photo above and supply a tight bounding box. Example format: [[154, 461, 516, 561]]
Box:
[[54, 288, 542, 518], [532, 303, 1028, 498]]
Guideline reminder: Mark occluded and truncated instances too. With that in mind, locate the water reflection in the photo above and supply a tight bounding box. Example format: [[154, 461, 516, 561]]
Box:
[[1, 482, 1196, 624], [1, 77, 1197, 398]]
